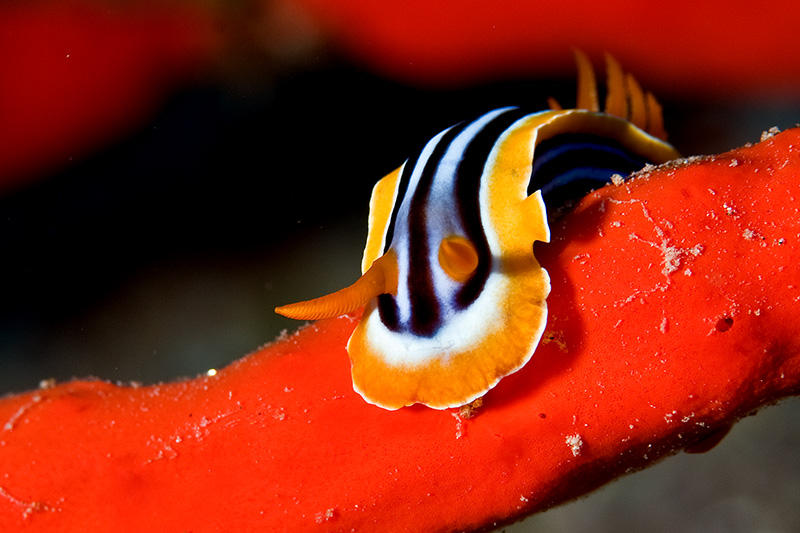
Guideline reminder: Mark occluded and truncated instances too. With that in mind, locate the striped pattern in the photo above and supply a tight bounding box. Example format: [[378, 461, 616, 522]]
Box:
[[349, 107, 552, 409], [378, 107, 531, 336], [375, 107, 665, 338], [529, 132, 650, 203]]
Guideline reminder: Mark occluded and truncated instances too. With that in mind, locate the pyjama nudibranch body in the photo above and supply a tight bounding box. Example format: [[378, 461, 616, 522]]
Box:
[[276, 52, 680, 410]]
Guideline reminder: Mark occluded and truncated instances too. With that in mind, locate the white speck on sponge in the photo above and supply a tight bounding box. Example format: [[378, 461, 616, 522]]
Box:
[[314, 508, 336, 524], [565, 434, 583, 456], [761, 126, 781, 141]]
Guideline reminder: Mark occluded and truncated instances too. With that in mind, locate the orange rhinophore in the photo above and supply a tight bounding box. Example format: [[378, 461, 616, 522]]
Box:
[[275, 252, 398, 320]]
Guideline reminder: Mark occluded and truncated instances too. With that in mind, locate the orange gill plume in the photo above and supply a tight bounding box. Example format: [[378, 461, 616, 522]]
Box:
[[573, 48, 599, 112], [275, 251, 398, 320], [551, 50, 668, 141], [603, 52, 668, 140]]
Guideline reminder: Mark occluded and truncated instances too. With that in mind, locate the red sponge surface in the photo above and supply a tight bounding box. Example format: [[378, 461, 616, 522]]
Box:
[[1, 130, 798, 531]]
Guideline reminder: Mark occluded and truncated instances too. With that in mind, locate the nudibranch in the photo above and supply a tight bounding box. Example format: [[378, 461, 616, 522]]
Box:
[[276, 52, 680, 410]]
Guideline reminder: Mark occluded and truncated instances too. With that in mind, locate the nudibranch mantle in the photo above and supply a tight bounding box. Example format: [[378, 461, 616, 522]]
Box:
[[350, 108, 551, 409], [276, 53, 680, 410]]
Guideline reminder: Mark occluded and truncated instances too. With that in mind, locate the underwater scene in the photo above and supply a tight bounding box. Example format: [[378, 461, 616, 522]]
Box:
[[1, 1, 799, 531]]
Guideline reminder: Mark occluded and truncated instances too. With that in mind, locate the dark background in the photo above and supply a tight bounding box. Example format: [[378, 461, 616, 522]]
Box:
[[2, 9, 799, 532]]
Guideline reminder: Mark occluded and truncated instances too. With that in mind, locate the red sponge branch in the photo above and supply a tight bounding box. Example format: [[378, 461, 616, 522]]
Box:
[[1, 130, 799, 531]]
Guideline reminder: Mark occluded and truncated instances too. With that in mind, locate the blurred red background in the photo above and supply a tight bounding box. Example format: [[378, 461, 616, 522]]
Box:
[[5, 0, 800, 188]]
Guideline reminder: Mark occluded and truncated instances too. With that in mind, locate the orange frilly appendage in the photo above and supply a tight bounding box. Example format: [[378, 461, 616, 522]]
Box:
[[275, 251, 398, 320]]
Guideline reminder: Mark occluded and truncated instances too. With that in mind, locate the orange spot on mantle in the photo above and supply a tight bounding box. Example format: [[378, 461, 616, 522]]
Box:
[[1, 131, 799, 531]]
